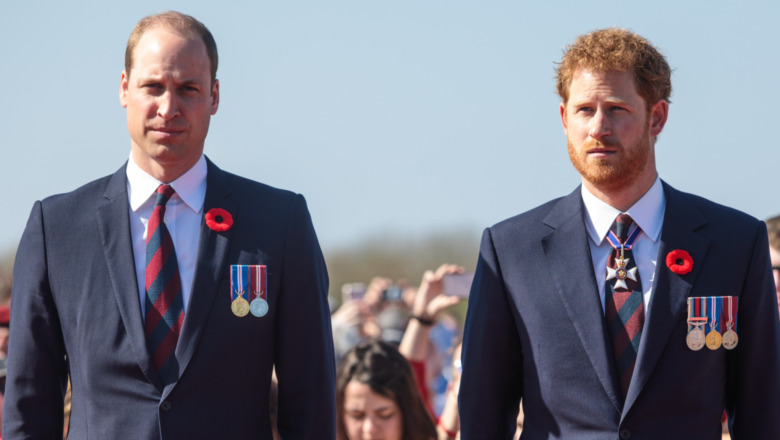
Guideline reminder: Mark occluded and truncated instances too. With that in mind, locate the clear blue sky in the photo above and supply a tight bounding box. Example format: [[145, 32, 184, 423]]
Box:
[[2, 1, 778, 254]]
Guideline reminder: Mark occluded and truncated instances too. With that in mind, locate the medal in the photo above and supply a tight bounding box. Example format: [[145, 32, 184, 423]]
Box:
[[230, 265, 250, 318], [605, 226, 641, 290], [705, 297, 722, 350], [249, 265, 268, 317], [721, 296, 739, 350], [705, 329, 722, 350], [686, 297, 708, 351], [686, 320, 707, 351], [250, 299, 268, 317], [722, 329, 738, 349], [232, 297, 250, 317]]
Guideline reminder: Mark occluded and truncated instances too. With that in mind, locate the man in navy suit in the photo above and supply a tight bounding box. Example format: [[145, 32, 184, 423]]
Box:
[[4, 11, 335, 439], [459, 28, 780, 439]]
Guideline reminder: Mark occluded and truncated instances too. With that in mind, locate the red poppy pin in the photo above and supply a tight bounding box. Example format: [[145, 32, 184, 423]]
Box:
[[205, 208, 233, 232], [666, 249, 693, 275]]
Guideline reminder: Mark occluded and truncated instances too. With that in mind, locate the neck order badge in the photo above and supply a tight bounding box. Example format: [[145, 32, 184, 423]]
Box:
[[230, 265, 268, 318], [604, 214, 645, 399]]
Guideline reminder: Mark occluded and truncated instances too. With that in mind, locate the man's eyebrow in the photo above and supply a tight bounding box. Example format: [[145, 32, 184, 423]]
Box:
[[569, 97, 633, 106]]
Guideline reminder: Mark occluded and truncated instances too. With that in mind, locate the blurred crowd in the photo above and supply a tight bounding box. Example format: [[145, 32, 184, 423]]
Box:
[[329, 264, 520, 440]]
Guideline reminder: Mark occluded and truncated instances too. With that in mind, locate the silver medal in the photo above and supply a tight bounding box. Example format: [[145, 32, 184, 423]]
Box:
[[722, 329, 738, 350], [686, 326, 706, 351], [250, 298, 268, 317]]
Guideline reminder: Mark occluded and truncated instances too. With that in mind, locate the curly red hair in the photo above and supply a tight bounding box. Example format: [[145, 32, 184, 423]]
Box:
[[556, 28, 672, 110]]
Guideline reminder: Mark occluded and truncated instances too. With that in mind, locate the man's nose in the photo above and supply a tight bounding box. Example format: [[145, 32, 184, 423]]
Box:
[[588, 109, 611, 139], [157, 91, 180, 120]]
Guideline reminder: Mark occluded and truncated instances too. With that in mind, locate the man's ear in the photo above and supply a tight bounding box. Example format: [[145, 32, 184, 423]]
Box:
[[119, 70, 129, 108], [649, 100, 669, 137], [560, 102, 568, 132], [210, 79, 220, 115]]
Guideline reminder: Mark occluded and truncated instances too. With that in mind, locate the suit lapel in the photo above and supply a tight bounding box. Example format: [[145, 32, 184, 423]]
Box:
[[542, 188, 623, 412], [164, 159, 235, 395], [623, 182, 709, 413], [95, 164, 162, 390]]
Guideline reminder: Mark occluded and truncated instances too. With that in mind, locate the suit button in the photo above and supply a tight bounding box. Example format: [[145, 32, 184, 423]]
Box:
[[161, 401, 172, 412], [619, 428, 631, 439]]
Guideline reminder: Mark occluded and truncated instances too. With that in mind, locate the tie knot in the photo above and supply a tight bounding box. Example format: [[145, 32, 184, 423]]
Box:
[[155, 184, 176, 206], [614, 214, 635, 241]]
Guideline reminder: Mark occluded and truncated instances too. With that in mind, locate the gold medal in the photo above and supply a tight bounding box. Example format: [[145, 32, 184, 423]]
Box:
[[705, 330, 722, 350], [686, 326, 706, 351], [231, 266, 251, 317], [722, 329, 738, 350], [704, 297, 722, 350], [232, 296, 250, 317]]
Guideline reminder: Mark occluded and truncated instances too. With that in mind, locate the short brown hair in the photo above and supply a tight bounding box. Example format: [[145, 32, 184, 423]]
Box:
[[766, 215, 780, 251], [556, 28, 671, 109], [125, 11, 218, 83]]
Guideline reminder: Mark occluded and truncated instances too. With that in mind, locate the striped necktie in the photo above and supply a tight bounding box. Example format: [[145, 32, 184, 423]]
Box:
[[604, 213, 645, 399], [144, 184, 185, 381]]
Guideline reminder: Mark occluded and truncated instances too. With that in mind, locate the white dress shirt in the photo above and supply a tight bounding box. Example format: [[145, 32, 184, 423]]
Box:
[[126, 154, 208, 319], [581, 176, 666, 315]]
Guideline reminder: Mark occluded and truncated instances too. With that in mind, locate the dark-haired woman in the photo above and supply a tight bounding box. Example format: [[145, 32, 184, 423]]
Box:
[[337, 340, 437, 440]]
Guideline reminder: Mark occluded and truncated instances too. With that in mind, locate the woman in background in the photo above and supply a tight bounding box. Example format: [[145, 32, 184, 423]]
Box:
[[337, 340, 437, 440]]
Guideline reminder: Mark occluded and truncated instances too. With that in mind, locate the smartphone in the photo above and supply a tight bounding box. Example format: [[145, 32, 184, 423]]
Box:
[[442, 272, 475, 298], [382, 286, 404, 302]]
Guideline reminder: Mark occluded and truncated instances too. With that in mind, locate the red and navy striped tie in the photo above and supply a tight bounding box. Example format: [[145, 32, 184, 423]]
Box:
[[144, 184, 184, 381], [604, 214, 645, 400]]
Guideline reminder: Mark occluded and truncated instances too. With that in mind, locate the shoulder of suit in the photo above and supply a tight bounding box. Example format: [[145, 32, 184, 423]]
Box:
[[38, 172, 116, 211], [663, 182, 762, 228], [490, 195, 568, 233], [215, 168, 300, 203]]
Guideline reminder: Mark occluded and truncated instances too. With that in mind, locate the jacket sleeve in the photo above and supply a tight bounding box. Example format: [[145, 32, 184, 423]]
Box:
[[3, 201, 68, 439], [726, 221, 780, 438], [274, 194, 336, 439], [459, 227, 523, 440]]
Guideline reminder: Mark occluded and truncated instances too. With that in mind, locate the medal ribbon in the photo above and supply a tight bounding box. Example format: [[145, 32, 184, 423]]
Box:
[[722, 296, 737, 331], [700, 297, 707, 321], [708, 297, 721, 333], [687, 297, 692, 320], [231, 265, 248, 301], [687, 297, 707, 331], [251, 265, 267, 300], [605, 224, 642, 253]]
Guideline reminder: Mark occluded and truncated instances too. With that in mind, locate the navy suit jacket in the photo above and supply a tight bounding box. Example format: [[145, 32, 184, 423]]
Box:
[[4, 159, 336, 439], [459, 182, 780, 439]]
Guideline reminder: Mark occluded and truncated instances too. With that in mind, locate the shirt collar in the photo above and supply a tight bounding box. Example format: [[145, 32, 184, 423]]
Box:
[[581, 175, 665, 245], [126, 154, 208, 213]]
